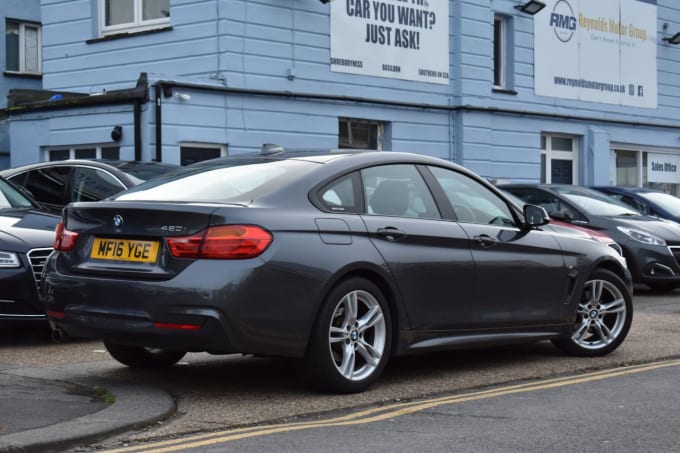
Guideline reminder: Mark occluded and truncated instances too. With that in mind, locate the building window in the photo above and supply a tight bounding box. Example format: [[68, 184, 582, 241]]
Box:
[[5, 20, 41, 75], [339, 118, 385, 150], [493, 16, 506, 88], [100, 0, 170, 36], [46, 145, 120, 161], [613, 149, 680, 196], [540, 134, 578, 184], [180, 143, 227, 166]]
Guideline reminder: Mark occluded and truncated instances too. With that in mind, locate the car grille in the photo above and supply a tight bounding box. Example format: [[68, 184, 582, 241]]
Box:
[[27, 248, 53, 290], [669, 246, 680, 268]]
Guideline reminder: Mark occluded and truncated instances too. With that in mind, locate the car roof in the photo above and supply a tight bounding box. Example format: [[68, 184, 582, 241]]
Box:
[[0, 159, 178, 183], [173, 148, 470, 176], [1, 159, 175, 171], [593, 186, 664, 194]]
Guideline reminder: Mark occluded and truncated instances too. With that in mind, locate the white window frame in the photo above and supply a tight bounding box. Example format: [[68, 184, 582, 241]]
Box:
[[541, 133, 579, 184], [99, 0, 170, 36], [179, 142, 227, 166], [610, 145, 680, 196], [493, 16, 506, 89], [5, 20, 41, 75], [44, 145, 120, 161]]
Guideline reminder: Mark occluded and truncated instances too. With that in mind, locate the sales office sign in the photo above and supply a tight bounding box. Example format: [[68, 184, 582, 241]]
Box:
[[648, 153, 680, 184]]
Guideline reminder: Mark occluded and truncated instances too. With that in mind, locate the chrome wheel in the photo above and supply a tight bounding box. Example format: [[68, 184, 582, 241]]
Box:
[[553, 269, 632, 356], [572, 278, 627, 350], [328, 289, 387, 382]]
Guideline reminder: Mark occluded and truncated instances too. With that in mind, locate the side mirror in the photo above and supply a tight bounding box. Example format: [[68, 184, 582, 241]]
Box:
[[524, 204, 550, 227]]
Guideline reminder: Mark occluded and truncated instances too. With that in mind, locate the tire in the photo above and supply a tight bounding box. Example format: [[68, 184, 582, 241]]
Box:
[[104, 340, 186, 369], [305, 277, 392, 393], [552, 269, 633, 357]]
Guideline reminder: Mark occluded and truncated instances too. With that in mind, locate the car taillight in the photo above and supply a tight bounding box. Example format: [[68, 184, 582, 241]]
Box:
[[54, 221, 79, 251], [166, 225, 272, 259]]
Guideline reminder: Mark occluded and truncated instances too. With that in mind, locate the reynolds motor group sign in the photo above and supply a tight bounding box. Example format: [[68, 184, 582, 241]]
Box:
[[534, 0, 657, 108]]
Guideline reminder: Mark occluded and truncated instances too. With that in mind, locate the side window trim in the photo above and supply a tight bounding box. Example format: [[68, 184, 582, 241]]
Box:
[[418, 165, 455, 220], [425, 165, 518, 227], [313, 171, 363, 214]]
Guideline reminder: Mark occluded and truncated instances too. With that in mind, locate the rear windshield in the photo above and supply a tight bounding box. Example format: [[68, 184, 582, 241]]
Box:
[[115, 159, 317, 203], [639, 191, 680, 217], [113, 162, 179, 183]]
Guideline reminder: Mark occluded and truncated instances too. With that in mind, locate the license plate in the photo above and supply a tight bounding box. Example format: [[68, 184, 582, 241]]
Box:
[[90, 238, 159, 263]]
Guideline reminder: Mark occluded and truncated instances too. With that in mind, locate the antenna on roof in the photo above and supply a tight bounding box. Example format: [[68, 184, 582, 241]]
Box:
[[260, 144, 285, 156]]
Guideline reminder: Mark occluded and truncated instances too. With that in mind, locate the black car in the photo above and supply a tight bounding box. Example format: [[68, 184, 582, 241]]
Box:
[[0, 176, 60, 322], [43, 149, 632, 393], [502, 184, 680, 291], [592, 186, 680, 224], [0, 159, 178, 213]]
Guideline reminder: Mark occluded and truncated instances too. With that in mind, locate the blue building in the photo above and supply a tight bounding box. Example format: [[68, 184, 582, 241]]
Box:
[[0, 0, 41, 168], [6, 0, 680, 193]]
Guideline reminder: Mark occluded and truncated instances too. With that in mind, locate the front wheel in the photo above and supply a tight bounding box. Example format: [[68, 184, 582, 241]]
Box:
[[552, 269, 632, 356], [305, 278, 392, 393], [104, 340, 186, 369]]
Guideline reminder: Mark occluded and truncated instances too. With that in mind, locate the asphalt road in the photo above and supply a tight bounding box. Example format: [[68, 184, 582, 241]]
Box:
[[103, 361, 680, 453], [1, 287, 679, 451]]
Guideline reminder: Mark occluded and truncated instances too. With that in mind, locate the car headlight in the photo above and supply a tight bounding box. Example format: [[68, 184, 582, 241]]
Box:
[[0, 251, 20, 268], [617, 226, 667, 246]]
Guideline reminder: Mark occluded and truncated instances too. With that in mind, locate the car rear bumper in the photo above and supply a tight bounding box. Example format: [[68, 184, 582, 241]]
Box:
[[42, 252, 322, 358]]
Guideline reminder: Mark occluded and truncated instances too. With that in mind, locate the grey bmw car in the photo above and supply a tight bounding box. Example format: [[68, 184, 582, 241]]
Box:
[[43, 149, 632, 393]]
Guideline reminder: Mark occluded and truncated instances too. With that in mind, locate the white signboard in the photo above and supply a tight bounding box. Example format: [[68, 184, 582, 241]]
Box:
[[330, 0, 449, 84], [534, 0, 657, 108], [648, 153, 680, 184]]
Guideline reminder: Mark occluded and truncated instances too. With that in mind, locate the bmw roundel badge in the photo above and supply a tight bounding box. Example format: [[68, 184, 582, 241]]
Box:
[[113, 215, 124, 229]]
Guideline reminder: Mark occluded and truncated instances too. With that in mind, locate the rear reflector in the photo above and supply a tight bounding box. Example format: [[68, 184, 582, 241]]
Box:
[[166, 225, 272, 259], [54, 221, 79, 252], [153, 322, 202, 331], [47, 309, 66, 319]]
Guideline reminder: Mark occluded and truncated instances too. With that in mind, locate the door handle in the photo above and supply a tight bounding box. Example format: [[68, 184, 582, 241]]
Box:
[[474, 234, 497, 248], [377, 227, 407, 241]]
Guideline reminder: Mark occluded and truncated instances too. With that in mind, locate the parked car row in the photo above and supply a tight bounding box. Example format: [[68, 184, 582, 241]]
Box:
[[39, 149, 634, 393], [3, 150, 680, 393], [502, 184, 680, 291]]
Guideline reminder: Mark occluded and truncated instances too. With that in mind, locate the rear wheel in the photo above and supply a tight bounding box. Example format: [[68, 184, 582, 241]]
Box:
[[104, 340, 186, 369], [305, 278, 391, 393], [552, 269, 632, 356]]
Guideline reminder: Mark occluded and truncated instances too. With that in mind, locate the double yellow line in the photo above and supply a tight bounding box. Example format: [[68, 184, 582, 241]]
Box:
[[105, 359, 680, 452]]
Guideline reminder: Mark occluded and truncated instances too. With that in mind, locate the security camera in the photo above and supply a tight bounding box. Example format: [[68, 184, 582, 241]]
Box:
[[174, 92, 192, 101], [111, 125, 122, 142]]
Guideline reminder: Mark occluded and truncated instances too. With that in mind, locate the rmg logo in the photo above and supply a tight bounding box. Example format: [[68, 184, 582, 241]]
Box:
[[550, 13, 576, 30], [549, 0, 576, 43]]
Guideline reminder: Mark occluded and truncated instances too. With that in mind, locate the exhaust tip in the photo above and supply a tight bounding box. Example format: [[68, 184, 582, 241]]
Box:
[[51, 328, 66, 343]]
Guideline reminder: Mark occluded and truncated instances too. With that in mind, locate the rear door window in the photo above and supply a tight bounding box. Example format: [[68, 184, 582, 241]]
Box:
[[17, 167, 71, 208], [71, 167, 126, 202], [361, 164, 441, 219]]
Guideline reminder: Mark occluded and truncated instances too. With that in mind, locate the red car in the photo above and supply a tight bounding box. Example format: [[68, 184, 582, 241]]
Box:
[[548, 220, 623, 257]]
